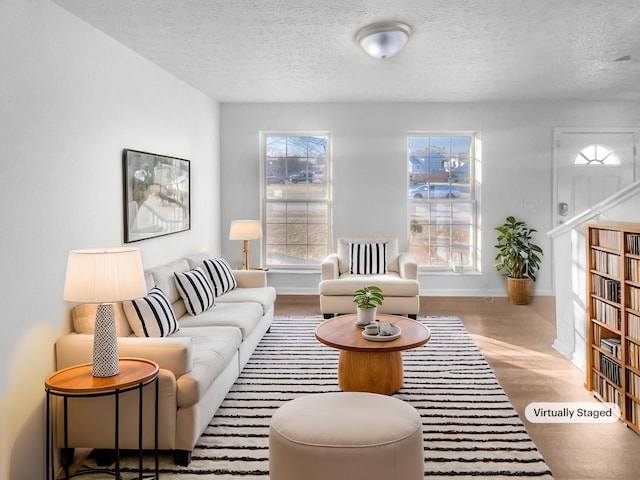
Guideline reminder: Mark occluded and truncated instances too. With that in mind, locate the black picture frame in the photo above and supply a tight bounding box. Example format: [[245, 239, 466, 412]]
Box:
[[122, 149, 190, 243]]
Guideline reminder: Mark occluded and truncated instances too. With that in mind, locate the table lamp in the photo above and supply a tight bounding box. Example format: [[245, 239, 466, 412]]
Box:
[[63, 247, 147, 377], [229, 220, 263, 270]]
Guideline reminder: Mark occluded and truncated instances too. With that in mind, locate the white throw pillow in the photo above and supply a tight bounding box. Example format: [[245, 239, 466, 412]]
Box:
[[123, 286, 179, 337], [203, 257, 237, 297], [174, 267, 215, 315], [349, 242, 388, 275]]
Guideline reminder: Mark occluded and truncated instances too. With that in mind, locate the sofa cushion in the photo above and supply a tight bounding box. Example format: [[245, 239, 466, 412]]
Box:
[[171, 326, 242, 408], [123, 286, 180, 337], [146, 259, 191, 305], [319, 273, 420, 297], [203, 257, 237, 297], [174, 267, 215, 315], [184, 252, 215, 270], [146, 259, 192, 319], [72, 302, 133, 337], [215, 286, 277, 316], [349, 242, 388, 275], [177, 302, 263, 340]]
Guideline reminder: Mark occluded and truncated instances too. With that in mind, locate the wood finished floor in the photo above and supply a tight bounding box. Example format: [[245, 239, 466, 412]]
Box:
[[275, 295, 640, 480]]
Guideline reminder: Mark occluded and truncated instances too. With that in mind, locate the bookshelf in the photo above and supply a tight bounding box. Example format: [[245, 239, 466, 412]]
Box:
[[586, 222, 640, 434]]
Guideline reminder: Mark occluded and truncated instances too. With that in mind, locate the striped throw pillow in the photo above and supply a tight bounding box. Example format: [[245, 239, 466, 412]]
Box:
[[174, 267, 215, 315], [349, 242, 388, 275], [203, 257, 237, 297], [123, 286, 179, 337]]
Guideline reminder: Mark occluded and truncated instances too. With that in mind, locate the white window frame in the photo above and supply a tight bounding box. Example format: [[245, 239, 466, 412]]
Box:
[[574, 144, 620, 166], [261, 132, 332, 269], [407, 131, 480, 273]]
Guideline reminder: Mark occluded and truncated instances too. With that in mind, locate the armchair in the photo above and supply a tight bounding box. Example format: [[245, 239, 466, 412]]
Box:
[[319, 237, 420, 319]]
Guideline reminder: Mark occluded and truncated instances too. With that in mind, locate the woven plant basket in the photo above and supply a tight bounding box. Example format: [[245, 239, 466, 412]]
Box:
[[507, 277, 531, 305]]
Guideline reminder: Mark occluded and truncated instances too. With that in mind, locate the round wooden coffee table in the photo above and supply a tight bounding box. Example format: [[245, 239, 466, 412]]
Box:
[[315, 314, 431, 395]]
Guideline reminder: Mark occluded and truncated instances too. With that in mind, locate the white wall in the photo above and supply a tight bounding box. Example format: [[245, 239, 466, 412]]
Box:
[[220, 102, 639, 296], [0, 1, 220, 478]]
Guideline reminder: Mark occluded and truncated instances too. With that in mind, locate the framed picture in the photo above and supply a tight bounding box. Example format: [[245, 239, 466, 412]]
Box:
[[123, 149, 190, 243]]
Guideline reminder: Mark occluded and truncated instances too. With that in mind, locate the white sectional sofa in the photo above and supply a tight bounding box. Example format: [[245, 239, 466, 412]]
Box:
[[54, 253, 276, 466]]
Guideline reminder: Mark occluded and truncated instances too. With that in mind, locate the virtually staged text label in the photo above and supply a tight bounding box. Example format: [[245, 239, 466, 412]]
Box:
[[525, 402, 621, 423]]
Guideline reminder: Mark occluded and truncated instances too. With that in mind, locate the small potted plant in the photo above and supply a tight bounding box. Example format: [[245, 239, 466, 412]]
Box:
[[494, 216, 544, 304], [353, 285, 384, 325]]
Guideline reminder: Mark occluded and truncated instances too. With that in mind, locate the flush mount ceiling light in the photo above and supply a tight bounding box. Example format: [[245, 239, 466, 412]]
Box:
[[356, 21, 413, 59]]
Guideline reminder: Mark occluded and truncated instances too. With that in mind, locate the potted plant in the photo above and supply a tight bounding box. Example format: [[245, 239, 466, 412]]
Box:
[[494, 216, 544, 305], [353, 285, 384, 325]]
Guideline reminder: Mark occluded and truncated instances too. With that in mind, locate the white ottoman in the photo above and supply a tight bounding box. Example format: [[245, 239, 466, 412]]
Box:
[[269, 392, 424, 480]]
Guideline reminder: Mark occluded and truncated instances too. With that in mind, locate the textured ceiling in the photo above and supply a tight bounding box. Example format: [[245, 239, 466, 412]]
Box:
[[52, 0, 640, 103]]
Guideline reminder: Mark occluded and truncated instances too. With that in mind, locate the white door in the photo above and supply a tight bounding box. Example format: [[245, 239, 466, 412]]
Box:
[[554, 129, 637, 225]]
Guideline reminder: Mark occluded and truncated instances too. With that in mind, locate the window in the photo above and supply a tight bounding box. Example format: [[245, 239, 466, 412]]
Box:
[[574, 144, 619, 165], [408, 133, 478, 271], [262, 134, 331, 268]]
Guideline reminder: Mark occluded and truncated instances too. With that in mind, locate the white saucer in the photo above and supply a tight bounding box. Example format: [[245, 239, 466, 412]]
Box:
[[362, 324, 401, 342]]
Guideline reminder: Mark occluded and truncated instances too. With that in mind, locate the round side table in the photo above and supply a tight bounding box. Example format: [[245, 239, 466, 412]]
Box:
[[45, 357, 159, 480]]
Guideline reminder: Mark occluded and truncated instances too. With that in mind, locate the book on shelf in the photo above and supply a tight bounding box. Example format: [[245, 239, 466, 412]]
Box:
[[599, 354, 621, 386], [627, 258, 640, 283], [628, 370, 640, 398], [628, 285, 640, 311], [627, 233, 640, 255], [591, 273, 621, 303], [593, 374, 622, 406], [628, 313, 640, 340], [593, 229, 622, 250], [594, 250, 620, 276], [592, 298, 621, 329], [629, 399, 640, 427], [601, 337, 622, 359], [628, 340, 640, 370]]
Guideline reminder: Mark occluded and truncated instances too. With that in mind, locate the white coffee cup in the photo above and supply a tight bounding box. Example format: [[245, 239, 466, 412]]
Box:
[[364, 324, 379, 335]]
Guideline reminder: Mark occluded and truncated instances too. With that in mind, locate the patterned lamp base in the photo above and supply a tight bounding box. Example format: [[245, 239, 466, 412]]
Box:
[[93, 303, 119, 377]]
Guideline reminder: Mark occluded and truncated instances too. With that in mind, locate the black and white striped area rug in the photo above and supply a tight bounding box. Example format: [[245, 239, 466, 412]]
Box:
[[120, 316, 555, 479]]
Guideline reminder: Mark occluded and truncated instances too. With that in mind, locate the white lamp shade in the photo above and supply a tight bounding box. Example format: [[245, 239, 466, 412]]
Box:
[[229, 220, 263, 240], [63, 248, 147, 303], [356, 21, 412, 59]]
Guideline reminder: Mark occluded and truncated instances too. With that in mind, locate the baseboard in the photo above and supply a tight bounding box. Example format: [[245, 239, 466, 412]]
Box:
[[552, 338, 574, 360]]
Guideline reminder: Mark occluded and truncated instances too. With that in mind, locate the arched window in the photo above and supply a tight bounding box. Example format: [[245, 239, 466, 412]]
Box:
[[574, 145, 619, 165]]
